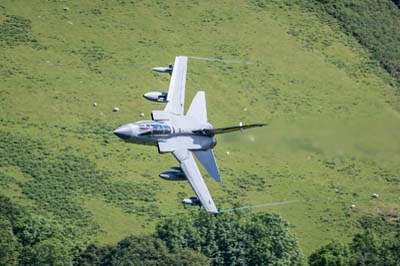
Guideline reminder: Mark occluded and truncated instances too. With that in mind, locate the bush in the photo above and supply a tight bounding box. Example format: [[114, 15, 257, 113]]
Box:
[[156, 211, 304, 266], [0, 15, 38, 48], [19, 238, 72, 266], [0, 216, 21, 266], [74, 235, 209, 266], [309, 215, 400, 266], [309, 241, 350, 266]]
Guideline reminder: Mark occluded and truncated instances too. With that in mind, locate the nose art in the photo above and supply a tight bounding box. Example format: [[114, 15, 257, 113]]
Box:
[[113, 125, 132, 140]]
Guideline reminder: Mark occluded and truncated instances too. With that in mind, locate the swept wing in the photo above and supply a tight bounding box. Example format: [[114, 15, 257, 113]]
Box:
[[193, 123, 268, 136], [164, 56, 188, 115], [172, 149, 219, 214]]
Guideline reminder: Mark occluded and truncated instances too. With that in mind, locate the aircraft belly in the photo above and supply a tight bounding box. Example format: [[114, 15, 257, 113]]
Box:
[[158, 135, 214, 153], [126, 136, 157, 146]]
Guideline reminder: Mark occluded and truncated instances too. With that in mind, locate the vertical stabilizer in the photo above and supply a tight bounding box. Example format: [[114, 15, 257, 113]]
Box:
[[186, 91, 207, 123]]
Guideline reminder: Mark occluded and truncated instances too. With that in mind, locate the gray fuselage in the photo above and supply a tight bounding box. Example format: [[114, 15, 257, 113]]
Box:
[[113, 120, 217, 151]]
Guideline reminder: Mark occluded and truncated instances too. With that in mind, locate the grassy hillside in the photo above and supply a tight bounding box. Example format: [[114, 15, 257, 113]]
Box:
[[1, 0, 399, 255], [287, 0, 400, 85]]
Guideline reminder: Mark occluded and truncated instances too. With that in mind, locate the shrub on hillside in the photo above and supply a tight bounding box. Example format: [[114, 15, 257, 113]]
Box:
[[156, 211, 304, 266], [309, 215, 400, 266], [74, 235, 209, 266]]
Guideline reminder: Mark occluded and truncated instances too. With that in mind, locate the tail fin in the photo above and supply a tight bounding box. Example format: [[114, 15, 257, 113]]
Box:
[[186, 91, 207, 123], [193, 123, 267, 136]]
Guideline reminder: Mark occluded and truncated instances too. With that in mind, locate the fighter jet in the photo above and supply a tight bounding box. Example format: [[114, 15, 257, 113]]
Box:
[[113, 56, 266, 214]]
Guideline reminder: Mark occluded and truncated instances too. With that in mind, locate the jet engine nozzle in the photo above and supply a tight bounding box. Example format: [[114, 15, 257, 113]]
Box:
[[182, 197, 200, 206], [143, 92, 168, 103]]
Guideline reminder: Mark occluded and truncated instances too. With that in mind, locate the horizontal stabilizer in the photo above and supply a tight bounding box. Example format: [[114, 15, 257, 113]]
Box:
[[193, 123, 267, 136], [193, 149, 221, 182]]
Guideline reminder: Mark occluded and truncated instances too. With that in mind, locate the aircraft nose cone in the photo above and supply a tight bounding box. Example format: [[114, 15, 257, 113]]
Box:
[[113, 125, 132, 140]]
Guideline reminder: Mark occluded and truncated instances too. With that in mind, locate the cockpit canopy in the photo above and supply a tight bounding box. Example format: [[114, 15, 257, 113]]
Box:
[[137, 121, 171, 136]]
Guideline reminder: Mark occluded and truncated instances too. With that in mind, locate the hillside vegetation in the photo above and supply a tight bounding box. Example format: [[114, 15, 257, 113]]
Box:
[[278, 0, 400, 85], [1, 0, 399, 263]]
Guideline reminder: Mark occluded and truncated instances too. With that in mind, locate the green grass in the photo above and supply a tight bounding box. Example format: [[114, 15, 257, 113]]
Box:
[[84, 197, 154, 244], [0, 0, 399, 255]]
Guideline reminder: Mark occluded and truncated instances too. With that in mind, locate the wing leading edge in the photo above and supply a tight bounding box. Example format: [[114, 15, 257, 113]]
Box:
[[172, 149, 219, 214]]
